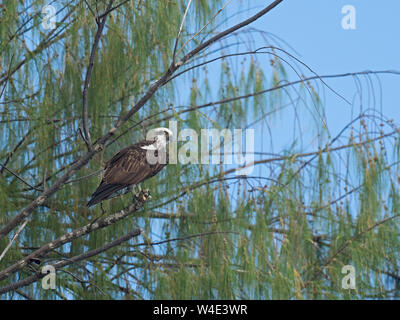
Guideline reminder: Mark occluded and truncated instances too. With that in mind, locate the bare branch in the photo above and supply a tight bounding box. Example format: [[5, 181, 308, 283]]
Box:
[[0, 0, 284, 244], [116, 0, 285, 125], [306, 214, 400, 285], [0, 8, 75, 87], [175, 0, 234, 59], [175, 0, 284, 66], [0, 190, 149, 283], [172, 0, 193, 64], [0, 162, 43, 192], [0, 228, 142, 295], [0, 220, 29, 263], [81, 0, 115, 151], [110, 70, 400, 146]]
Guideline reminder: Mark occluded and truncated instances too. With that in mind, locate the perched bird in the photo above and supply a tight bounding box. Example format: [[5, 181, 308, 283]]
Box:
[[86, 128, 172, 207]]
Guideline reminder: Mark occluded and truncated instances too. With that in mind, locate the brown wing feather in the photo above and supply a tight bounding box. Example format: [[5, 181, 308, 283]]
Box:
[[104, 144, 164, 185], [86, 140, 167, 207]]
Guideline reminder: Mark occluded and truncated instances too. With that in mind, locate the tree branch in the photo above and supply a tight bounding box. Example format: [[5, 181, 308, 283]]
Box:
[[305, 214, 400, 286], [0, 228, 142, 295], [0, 220, 29, 263], [0, 0, 284, 244], [114, 0, 284, 126], [0, 190, 149, 283], [81, 0, 115, 151], [172, 0, 193, 64]]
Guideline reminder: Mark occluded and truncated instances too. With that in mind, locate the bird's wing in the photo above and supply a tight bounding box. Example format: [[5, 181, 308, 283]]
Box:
[[103, 144, 166, 186]]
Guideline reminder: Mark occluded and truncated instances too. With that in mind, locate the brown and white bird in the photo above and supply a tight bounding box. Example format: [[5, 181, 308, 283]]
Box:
[[86, 128, 172, 207]]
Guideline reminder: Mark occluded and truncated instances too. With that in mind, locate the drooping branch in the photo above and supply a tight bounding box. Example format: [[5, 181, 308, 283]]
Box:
[[110, 70, 400, 146], [114, 0, 285, 126], [0, 228, 142, 295], [0, 162, 42, 191], [0, 220, 29, 263], [0, 7, 76, 87], [174, 0, 284, 66], [0, 190, 150, 283], [305, 213, 400, 287], [172, 0, 193, 64]]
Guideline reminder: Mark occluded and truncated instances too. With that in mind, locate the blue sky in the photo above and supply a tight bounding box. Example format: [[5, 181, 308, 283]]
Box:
[[261, 0, 400, 74], [250, 0, 400, 128], [260, 0, 400, 73], [207, 0, 400, 162], [170, 0, 400, 213]]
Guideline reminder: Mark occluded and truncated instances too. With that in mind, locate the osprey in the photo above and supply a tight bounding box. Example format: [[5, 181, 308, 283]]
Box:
[[86, 127, 172, 207]]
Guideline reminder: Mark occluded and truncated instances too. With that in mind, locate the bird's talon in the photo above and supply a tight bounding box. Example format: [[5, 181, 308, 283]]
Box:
[[136, 189, 151, 202]]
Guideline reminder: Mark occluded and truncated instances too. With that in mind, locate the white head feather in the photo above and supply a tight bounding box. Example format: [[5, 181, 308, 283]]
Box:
[[141, 127, 173, 150]]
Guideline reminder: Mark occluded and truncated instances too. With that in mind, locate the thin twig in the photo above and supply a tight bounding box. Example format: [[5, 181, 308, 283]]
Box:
[[172, 0, 193, 64], [0, 54, 14, 100], [0, 190, 149, 282], [0, 8, 75, 87], [0, 220, 29, 263], [97, 0, 132, 20], [81, 0, 115, 151], [306, 214, 400, 286], [0, 228, 142, 295], [175, 0, 234, 59], [0, 162, 43, 192]]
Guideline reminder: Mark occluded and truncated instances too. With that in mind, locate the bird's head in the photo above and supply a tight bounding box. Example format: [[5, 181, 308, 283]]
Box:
[[142, 127, 173, 150], [153, 127, 173, 143]]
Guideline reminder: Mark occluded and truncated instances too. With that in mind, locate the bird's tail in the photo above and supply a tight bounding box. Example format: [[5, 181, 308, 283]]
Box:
[[86, 183, 126, 207]]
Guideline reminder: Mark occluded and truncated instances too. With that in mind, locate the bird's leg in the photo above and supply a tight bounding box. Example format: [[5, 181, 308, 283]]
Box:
[[140, 184, 151, 200], [89, 203, 106, 228], [135, 184, 150, 201], [129, 185, 138, 202], [130, 184, 142, 197]]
